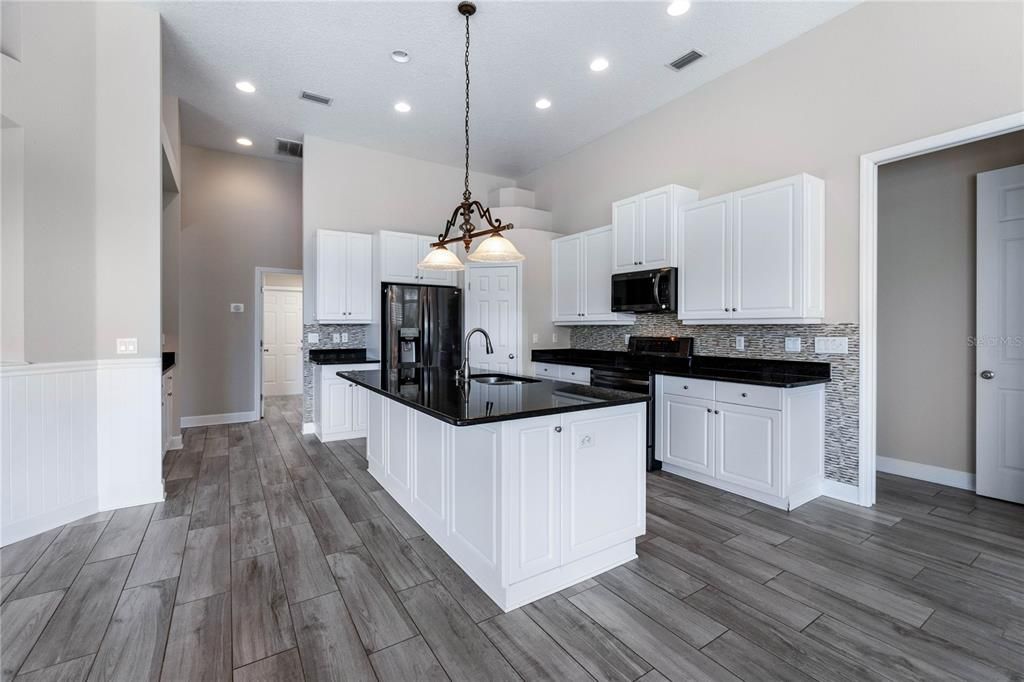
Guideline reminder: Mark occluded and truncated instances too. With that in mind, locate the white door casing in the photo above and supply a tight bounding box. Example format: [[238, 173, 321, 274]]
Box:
[[262, 287, 303, 396], [465, 265, 521, 374], [976, 163, 1024, 503]]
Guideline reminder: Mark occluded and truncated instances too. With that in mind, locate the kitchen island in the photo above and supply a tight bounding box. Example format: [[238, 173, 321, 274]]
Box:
[[338, 367, 648, 611]]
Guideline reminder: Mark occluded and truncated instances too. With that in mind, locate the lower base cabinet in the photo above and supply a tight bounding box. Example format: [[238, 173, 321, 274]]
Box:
[[365, 394, 646, 611], [656, 375, 824, 510], [315, 363, 377, 442]]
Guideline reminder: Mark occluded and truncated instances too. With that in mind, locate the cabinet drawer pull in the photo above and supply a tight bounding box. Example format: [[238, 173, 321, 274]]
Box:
[[554, 426, 562, 433], [741, 392, 748, 398], [732, 308, 737, 312], [683, 385, 688, 390], [714, 410, 719, 414], [707, 408, 711, 413]]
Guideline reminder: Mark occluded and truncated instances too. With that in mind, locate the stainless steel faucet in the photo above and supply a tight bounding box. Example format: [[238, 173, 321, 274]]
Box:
[[456, 327, 493, 383]]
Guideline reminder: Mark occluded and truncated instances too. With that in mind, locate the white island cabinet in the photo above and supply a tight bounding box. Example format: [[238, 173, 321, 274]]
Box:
[[363, 391, 646, 611]]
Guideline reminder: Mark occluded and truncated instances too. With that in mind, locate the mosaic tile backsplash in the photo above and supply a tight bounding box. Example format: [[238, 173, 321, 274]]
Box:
[[302, 324, 368, 423], [570, 317, 860, 486]]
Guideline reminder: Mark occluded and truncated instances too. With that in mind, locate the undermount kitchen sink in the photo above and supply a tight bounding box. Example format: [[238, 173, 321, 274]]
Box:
[[471, 373, 540, 385]]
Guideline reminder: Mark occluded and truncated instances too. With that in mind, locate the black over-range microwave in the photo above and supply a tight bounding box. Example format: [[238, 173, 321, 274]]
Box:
[[611, 267, 677, 313]]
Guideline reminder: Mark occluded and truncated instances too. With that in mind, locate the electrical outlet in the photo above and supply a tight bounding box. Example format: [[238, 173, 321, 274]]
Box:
[[552, 332, 559, 343], [308, 332, 320, 344], [785, 337, 802, 352], [230, 303, 244, 313], [116, 338, 138, 354], [814, 337, 849, 354], [735, 336, 745, 351], [532, 333, 539, 343], [332, 333, 341, 343], [341, 332, 349, 343]]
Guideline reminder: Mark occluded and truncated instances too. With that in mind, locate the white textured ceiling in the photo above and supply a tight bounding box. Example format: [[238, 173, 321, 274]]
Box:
[[160, 1, 856, 177]]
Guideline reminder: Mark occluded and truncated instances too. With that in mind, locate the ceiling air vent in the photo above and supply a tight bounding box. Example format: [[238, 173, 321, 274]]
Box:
[[300, 90, 333, 106], [667, 49, 704, 72], [275, 138, 303, 158]]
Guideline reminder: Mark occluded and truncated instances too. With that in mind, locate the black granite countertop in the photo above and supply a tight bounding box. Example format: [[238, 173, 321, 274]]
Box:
[[309, 348, 379, 365], [337, 367, 648, 427], [531, 349, 830, 388], [162, 352, 175, 373]]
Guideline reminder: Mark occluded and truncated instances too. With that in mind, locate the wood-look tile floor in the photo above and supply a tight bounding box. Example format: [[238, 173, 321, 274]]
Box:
[[3, 395, 1023, 681]]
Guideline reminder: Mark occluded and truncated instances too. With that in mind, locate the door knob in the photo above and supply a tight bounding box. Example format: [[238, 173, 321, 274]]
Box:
[[980, 370, 996, 380]]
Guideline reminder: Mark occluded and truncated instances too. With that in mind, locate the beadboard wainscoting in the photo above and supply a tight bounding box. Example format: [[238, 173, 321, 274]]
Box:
[[1, 358, 164, 545], [570, 318, 860, 486], [301, 323, 368, 426]]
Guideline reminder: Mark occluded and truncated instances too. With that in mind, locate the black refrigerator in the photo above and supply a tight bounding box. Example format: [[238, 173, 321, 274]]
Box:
[[380, 283, 463, 369]]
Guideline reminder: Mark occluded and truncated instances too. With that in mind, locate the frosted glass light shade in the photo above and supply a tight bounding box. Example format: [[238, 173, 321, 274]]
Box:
[[418, 245, 465, 271], [467, 233, 524, 262]]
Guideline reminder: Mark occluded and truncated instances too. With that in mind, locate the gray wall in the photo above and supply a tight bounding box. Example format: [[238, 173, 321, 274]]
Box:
[[179, 145, 302, 419], [877, 131, 1024, 474], [516, 1, 1023, 325]]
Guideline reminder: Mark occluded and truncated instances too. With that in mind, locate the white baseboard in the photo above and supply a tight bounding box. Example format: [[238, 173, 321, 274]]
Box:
[[877, 456, 975, 491], [302, 422, 316, 435], [181, 410, 258, 428], [1, 497, 99, 546], [821, 478, 861, 504]]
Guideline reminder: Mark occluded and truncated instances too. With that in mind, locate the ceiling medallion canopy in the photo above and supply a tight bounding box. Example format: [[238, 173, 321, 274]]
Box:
[[418, 1, 525, 272]]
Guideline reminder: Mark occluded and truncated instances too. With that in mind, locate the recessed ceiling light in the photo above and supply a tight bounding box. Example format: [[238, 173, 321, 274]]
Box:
[[235, 81, 256, 93], [394, 101, 412, 113], [667, 1, 691, 16], [236, 137, 253, 146], [535, 98, 552, 110], [590, 57, 609, 72], [391, 50, 410, 63]]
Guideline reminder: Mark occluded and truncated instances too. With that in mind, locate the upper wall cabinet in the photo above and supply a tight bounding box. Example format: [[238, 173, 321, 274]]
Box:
[[316, 229, 373, 323], [678, 174, 824, 323], [377, 230, 457, 286], [552, 225, 635, 325], [612, 184, 699, 273]]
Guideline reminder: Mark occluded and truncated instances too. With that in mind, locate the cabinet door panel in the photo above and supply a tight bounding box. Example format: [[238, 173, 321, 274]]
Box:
[[353, 386, 368, 430], [562, 408, 644, 562], [678, 197, 732, 320], [552, 236, 582, 320], [385, 399, 412, 497], [641, 189, 672, 268], [716, 404, 781, 497], [367, 392, 384, 468], [582, 227, 616, 318], [380, 232, 420, 284], [411, 411, 446, 536], [659, 394, 714, 476], [734, 179, 801, 318], [316, 230, 347, 321], [323, 380, 353, 434], [612, 199, 640, 272], [507, 417, 561, 582], [346, 233, 374, 321]]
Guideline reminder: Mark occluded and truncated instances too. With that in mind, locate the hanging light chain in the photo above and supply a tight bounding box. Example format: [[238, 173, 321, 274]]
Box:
[[463, 11, 471, 202]]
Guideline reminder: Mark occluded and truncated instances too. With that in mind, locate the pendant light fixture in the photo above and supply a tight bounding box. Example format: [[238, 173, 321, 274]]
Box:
[[418, 1, 524, 271]]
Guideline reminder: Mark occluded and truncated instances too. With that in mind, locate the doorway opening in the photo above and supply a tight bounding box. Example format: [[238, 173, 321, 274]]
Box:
[[864, 119, 1024, 507], [255, 267, 303, 418]]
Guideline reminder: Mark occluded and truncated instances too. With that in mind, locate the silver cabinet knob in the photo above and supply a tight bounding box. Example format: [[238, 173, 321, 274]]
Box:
[[554, 426, 562, 433], [980, 370, 996, 380]]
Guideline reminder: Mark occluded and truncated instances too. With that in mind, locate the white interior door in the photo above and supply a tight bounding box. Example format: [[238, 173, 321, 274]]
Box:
[[465, 265, 520, 374], [976, 163, 1024, 503], [263, 287, 303, 396]]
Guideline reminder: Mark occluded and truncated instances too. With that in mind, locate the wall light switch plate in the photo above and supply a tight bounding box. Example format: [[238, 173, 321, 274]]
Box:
[[735, 336, 745, 351], [341, 332, 349, 343], [332, 333, 341, 343], [532, 333, 539, 344], [116, 338, 138, 354], [785, 337, 802, 352], [308, 332, 320, 344], [230, 303, 244, 313], [815, 337, 849, 354]]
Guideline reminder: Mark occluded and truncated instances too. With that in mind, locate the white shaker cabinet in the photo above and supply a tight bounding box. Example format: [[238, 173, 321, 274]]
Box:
[[656, 374, 824, 510], [612, 185, 699, 274], [678, 174, 824, 323], [551, 226, 635, 325], [316, 230, 373, 323], [315, 363, 377, 442], [377, 230, 457, 286]]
